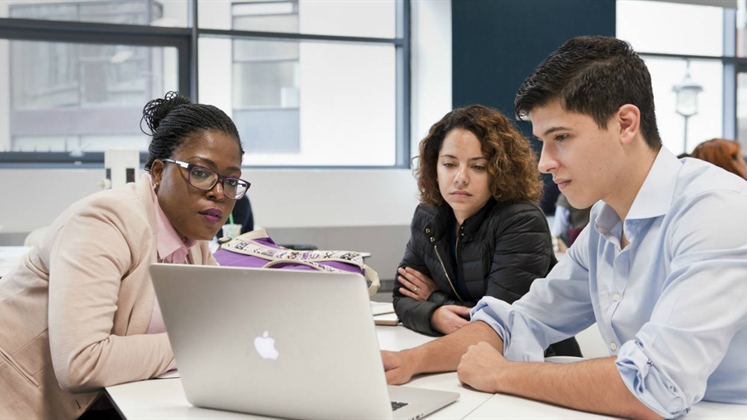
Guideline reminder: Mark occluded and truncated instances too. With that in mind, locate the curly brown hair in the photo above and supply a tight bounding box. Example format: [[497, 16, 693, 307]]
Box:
[[414, 104, 542, 207]]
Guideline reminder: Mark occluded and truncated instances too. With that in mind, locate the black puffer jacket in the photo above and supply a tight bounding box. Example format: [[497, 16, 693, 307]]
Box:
[[393, 199, 581, 356]]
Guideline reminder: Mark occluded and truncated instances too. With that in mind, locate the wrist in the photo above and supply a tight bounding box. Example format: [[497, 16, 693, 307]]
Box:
[[401, 348, 422, 375]]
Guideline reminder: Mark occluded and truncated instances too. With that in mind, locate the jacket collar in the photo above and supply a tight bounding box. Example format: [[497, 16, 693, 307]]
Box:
[[427, 198, 498, 240]]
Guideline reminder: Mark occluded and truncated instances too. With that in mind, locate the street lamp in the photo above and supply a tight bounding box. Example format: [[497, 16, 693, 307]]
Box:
[[672, 60, 703, 154]]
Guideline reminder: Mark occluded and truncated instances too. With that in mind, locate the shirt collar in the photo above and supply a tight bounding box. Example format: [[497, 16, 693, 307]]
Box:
[[626, 147, 680, 220], [146, 173, 197, 263], [594, 147, 680, 234]]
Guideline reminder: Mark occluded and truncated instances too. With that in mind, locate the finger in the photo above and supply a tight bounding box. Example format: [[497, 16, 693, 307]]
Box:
[[398, 276, 414, 289], [398, 287, 418, 299], [457, 375, 477, 391], [445, 305, 468, 315], [398, 267, 419, 282], [455, 306, 472, 316], [402, 267, 428, 283], [399, 277, 422, 296], [401, 275, 422, 291], [385, 369, 404, 385], [402, 266, 420, 278]]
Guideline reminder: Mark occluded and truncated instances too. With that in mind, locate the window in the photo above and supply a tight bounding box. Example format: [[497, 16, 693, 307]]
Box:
[[200, 0, 405, 167], [0, 0, 409, 167], [9, 40, 177, 154], [617, 0, 741, 155]]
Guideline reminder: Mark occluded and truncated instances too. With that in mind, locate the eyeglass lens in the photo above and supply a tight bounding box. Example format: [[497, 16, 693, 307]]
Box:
[[188, 166, 247, 199]]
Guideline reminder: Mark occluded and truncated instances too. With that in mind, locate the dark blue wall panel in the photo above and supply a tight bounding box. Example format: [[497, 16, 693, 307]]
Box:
[[451, 0, 616, 212], [452, 0, 616, 116]]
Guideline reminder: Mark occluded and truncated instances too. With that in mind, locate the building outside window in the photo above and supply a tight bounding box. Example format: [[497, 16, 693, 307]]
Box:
[[0, 0, 408, 167], [616, 0, 744, 156]]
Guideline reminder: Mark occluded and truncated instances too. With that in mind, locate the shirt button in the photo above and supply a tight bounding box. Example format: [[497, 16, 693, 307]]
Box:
[[612, 293, 620, 302], [425, 228, 431, 234], [430, 237, 435, 243], [610, 342, 618, 351]]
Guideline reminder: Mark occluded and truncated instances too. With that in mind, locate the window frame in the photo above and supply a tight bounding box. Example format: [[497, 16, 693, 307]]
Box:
[[0, 0, 411, 168], [618, 7, 743, 147]]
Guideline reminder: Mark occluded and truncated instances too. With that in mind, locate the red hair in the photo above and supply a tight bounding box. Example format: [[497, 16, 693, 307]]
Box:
[[691, 138, 745, 177]]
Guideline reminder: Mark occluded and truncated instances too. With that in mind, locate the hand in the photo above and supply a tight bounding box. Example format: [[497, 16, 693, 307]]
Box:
[[382, 350, 416, 385], [431, 305, 471, 335], [397, 267, 438, 301], [457, 341, 507, 393]]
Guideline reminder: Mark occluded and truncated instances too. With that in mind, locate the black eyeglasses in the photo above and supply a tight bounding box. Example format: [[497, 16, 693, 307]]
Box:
[[161, 159, 250, 200]]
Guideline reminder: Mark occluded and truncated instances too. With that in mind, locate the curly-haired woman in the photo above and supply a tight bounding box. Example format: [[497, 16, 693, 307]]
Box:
[[392, 104, 580, 356]]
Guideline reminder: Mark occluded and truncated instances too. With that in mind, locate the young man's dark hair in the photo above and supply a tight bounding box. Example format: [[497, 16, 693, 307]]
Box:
[[514, 36, 662, 150]]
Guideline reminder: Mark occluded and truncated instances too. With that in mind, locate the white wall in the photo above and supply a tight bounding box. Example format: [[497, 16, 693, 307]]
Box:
[[0, 0, 452, 235], [0, 168, 418, 232]]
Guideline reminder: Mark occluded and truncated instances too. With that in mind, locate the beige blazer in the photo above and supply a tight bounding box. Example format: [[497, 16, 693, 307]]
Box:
[[0, 176, 217, 419]]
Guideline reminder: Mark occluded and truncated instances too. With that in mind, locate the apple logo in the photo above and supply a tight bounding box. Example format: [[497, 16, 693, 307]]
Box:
[[254, 331, 279, 360]]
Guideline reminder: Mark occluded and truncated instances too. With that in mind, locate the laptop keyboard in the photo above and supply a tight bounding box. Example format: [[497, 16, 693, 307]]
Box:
[[391, 401, 409, 411]]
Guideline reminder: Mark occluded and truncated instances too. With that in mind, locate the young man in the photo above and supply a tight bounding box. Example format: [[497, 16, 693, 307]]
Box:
[[382, 36, 747, 419]]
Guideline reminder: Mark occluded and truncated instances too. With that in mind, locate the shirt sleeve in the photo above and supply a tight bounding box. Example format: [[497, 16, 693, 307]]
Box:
[[615, 189, 747, 418], [471, 226, 596, 361]]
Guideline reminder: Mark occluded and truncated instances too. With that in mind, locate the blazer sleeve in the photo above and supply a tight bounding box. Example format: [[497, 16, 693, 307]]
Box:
[[392, 234, 442, 337], [483, 205, 555, 304], [47, 200, 173, 393]]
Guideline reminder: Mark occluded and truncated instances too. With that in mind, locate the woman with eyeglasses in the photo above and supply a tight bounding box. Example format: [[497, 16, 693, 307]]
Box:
[[0, 91, 248, 418]]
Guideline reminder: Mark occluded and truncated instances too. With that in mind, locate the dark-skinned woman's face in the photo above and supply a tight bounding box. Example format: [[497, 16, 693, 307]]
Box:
[[150, 130, 243, 241]]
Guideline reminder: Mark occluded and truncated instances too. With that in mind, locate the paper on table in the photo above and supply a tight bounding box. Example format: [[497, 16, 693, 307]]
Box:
[[370, 301, 399, 325], [374, 312, 400, 326], [370, 301, 395, 316]]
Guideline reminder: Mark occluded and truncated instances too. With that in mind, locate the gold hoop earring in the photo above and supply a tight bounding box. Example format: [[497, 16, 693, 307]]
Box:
[[153, 182, 159, 191]]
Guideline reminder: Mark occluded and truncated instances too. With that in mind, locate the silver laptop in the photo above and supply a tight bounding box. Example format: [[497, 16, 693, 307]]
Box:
[[149, 264, 459, 420]]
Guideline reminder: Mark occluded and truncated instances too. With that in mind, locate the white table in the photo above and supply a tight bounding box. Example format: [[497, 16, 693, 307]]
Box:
[[0, 246, 30, 278], [106, 325, 747, 419]]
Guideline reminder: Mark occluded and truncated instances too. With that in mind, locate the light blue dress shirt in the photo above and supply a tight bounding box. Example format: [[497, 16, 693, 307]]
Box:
[[472, 148, 747, 418]]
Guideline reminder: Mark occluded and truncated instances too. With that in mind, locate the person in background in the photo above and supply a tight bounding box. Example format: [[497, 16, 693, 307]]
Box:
[[690, 138, 747, 179], [0, 91, 249, 418], [216, 194, 254, 241], [382, 36, 747, 418], [551, 192, 591, 252], [393, 104, 580, 357]]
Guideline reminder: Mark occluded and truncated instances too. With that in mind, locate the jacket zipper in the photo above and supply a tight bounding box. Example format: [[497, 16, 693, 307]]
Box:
[[433, 244, 464, 302]]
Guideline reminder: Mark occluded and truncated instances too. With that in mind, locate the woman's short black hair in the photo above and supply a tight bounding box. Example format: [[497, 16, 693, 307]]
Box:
[[141, 91, 244, 170]]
